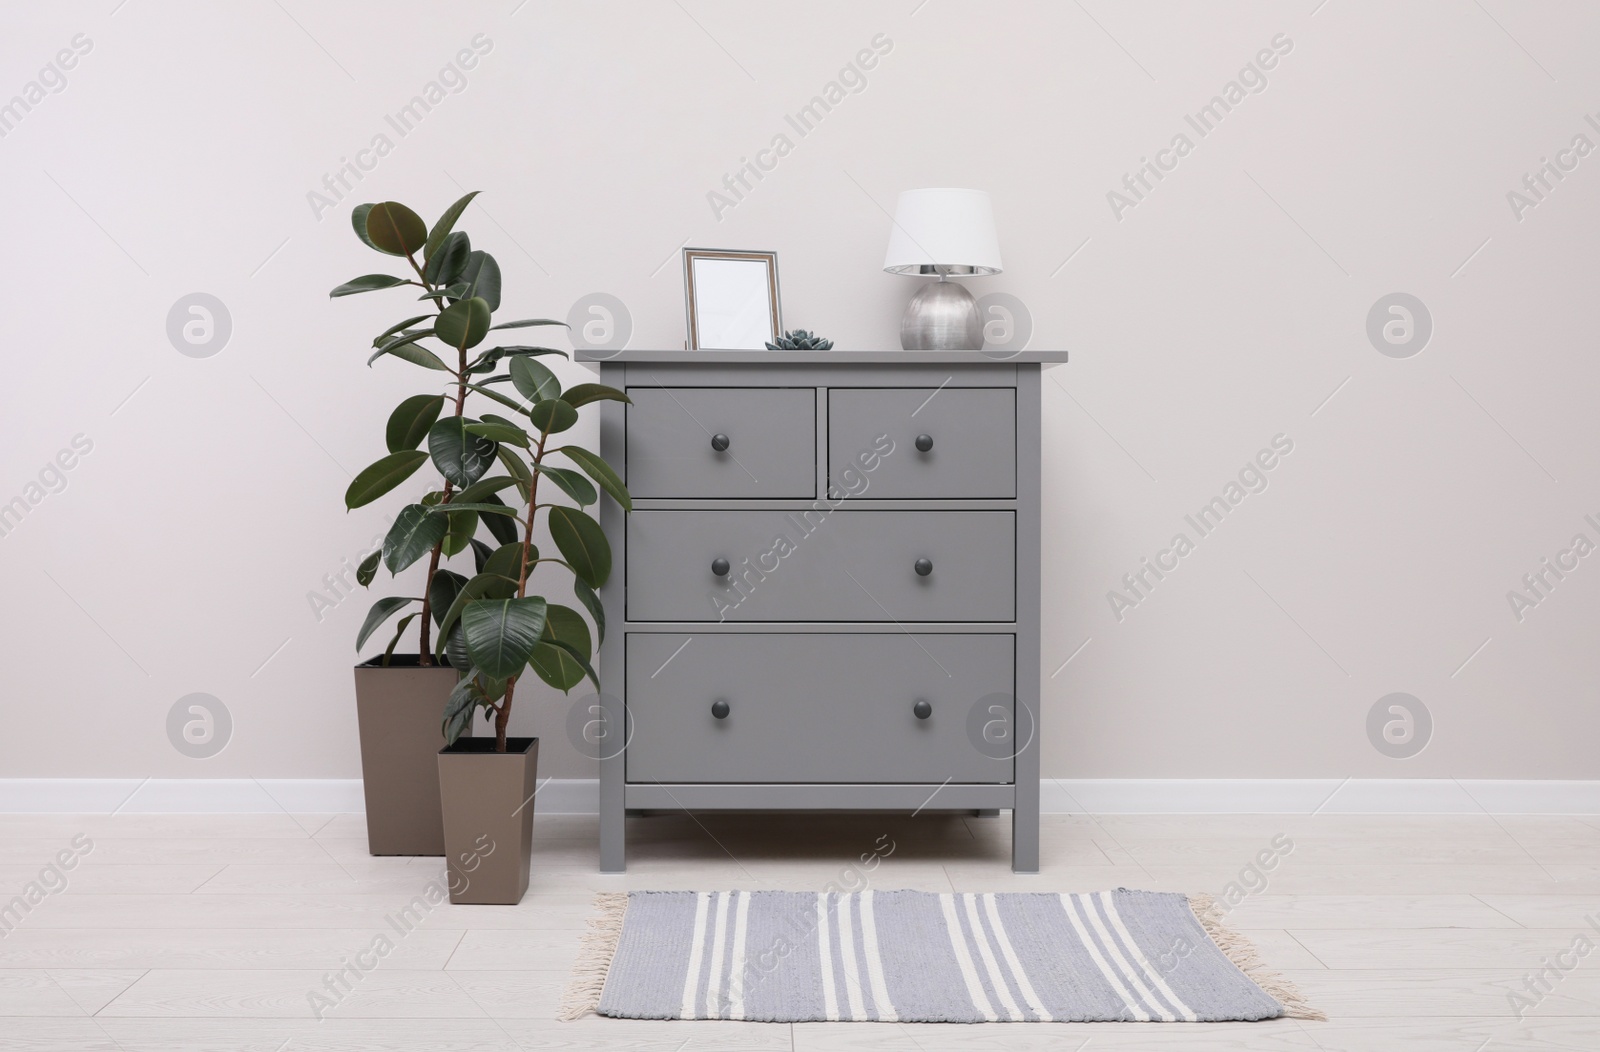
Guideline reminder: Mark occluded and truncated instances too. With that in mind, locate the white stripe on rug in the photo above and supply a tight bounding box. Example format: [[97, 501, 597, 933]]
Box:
[[705, 890, 731, 1019], [981, 892, 1052, 1022], [728, 891, 752, 1020], [1078, 891, 1175, 1021], [817, 891, 839, 1021], [837, 890, 867, 1020], [1058, 893, 1151, 1021], [860, 890, 898, 1022], [679, 891, 710, 1020], [963, 893, 1024, 1021], [1098, 889, 1197, 1022], [939, 893, 998, 1021]]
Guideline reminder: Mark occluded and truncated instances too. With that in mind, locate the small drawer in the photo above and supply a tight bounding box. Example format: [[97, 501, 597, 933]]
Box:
[[626, 387, 815, 499], [625, 633, 1015, 784], [626, 510, 1014, 622], [829, 388, 1016, 498]]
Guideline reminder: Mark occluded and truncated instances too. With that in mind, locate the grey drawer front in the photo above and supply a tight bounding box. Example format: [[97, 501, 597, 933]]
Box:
[[626, 387, 815, 499], [625, 633, 1015, 784], [829, 388, 1016, 498], [627, 510, 1014, 622]]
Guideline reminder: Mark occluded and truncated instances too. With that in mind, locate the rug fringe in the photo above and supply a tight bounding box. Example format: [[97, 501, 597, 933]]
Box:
[[557, 892, 628, 1021], [1188, 894, 1326, 1021]]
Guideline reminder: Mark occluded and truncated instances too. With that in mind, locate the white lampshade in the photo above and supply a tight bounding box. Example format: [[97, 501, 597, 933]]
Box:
[[882, 188, 1002, 276]]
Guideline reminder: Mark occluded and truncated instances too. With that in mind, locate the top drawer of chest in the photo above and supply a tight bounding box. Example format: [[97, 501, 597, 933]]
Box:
[[830, 388, 1016, 499], [625, 387, 815, 499]]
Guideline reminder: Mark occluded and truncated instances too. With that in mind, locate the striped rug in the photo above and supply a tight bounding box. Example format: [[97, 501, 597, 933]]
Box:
[[562, 889, 1320, 1023]]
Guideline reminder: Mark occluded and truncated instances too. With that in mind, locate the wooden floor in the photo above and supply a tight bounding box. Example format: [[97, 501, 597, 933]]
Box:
[[2, 809, 1599, 1050]]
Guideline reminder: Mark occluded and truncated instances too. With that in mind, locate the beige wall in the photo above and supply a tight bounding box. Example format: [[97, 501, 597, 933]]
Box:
[[3, 1, 1597, 780]]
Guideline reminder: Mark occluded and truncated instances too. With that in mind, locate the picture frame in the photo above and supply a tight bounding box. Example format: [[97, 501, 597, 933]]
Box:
[[682, 248, 782, 350]]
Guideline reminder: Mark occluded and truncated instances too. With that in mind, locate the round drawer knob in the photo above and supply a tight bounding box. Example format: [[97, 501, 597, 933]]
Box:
[[711, 557, 731, 577], [913, 699, 933, 720], [915, 433, 934, 452], [914, 557, 933, 577], [711, 699, 730, 720], [711, 433, 731, 452]]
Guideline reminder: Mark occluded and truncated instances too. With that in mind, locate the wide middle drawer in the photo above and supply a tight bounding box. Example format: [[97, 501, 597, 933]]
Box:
[[626, 510, 1015, 622]]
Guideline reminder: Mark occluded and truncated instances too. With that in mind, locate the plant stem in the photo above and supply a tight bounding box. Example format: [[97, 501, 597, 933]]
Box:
[[492, 427, 551, 753], [399, 246, 469, 667]]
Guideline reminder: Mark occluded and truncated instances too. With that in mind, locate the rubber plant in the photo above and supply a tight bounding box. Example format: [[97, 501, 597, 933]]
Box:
[[431, 349, 632, 751], [332, 195, 631, 746]]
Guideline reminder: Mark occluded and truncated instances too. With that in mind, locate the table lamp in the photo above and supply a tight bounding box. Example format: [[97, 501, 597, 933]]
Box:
[[882, 188, 1003, 350]]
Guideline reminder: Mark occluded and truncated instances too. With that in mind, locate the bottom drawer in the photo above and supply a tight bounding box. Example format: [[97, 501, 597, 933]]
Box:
[[624, 633, 1015, 784]]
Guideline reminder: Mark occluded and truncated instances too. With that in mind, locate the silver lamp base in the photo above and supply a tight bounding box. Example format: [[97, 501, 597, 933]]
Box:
[[900, 280, 982, 351]]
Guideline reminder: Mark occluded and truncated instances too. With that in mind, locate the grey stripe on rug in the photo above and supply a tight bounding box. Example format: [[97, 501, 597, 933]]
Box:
[[562, 889, 1321, 1023]]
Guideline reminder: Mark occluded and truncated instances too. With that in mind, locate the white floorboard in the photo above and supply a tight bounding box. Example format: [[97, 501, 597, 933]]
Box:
[[0, 811, 1595, 1050]]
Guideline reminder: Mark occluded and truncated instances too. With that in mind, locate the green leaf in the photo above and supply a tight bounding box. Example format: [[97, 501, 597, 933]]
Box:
[[365, 201, 427, 256], [372, 314, 433, 348], [497, 447, 534, 500], [542, 637, 601, 693], [528, 398, 578, 434], [436, 297, 492, 350], [470, 538, 495, 574], [382, 612, 419, 665], [367, 331, 448, 371], [528, 604, 592, 691], [573, 577, 605, 645], [423, 229, 471, 286], [548, 506, 611, 587], [480, 494, 519, 545], [434, 571, 519, 655], [510, 356, 561, 403], [488, 319, 568, 331], [386, 394, 446, 453], [385, 341, 451, 372], [457, 251, 502, 311], [351, 203, 381, 252], [442, 510, 478, 556], [561, 383, 632, 408], [330, 273, 409, 298], [455, 475, 521, 505], [444, 623, 471, 673], [383, 504, 449, 574], [424, 501, 519, 516], [345, 450, 429, 509], [463, 421, 530, 447], [463, 597, 548, 679], [463, 382, 530, 417], [538, 465, 596, 506], [428, 417, 498, 488], [477, 346, 570, 369], [428, 569, 468, 627], [424, 190, 479, 260], [442, 672, 482, 745], [357, 549, 381, 587], [356, 596, 418, 650], [556, 445, 632, 511], [484, 541, 535, 583]]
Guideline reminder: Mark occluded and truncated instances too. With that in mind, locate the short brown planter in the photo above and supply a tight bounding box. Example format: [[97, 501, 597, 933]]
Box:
[[353, 656, 458, 856], [438, 737, 539, 904]]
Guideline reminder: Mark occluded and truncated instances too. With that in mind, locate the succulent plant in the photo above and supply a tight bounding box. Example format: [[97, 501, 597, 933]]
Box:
[[765, 329, 833, 350]]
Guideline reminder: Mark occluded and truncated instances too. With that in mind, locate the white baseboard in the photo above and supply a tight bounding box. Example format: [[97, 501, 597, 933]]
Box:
[[1, 778, 1597, 814]]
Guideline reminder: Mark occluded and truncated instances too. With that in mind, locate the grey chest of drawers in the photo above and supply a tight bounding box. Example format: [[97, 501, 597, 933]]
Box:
[[581, 349, 1067, 873]]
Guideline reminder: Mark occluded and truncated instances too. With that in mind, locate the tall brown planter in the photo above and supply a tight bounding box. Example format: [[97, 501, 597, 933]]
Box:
[[353, 657, 458, 856], [438, 737, 538, 904]]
